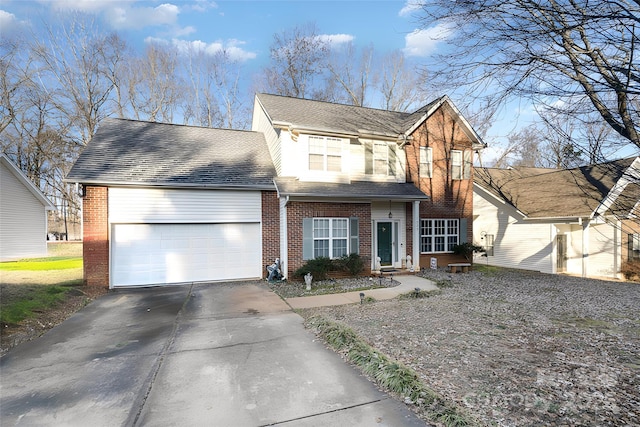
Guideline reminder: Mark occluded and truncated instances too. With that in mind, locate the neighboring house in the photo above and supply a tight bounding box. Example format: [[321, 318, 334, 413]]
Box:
[[66, 93, 485, 288], [473, 157, 640, 279], [0, 154, 55, 261]]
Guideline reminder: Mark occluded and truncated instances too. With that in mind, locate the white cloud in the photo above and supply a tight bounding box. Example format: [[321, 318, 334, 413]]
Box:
[[398, 0, 425, 17], [0, 9, 17, 29], [403, 23, 453, 57], [145, 37, 256, 62], [316, 33, 354, 47], [105, 3, 180, 30]]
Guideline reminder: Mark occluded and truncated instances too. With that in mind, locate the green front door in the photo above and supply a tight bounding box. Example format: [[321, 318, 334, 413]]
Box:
[[377, 222, 392, 266]]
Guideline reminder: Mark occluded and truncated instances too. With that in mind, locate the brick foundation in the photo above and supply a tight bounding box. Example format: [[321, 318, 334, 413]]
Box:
[[261, 191, 280, 277]]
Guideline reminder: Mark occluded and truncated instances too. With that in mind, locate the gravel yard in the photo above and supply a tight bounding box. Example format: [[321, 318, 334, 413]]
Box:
[[299, 267, 640, 426]]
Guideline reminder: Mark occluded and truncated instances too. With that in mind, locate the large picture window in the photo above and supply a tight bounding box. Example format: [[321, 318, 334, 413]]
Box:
[[309, 136, 342, 172], [420, 219, 459, 253], [313, 218, 349, 258]]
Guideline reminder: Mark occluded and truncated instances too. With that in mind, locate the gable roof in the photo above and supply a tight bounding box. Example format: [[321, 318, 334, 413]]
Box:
[[66, 118, 277, 190], [474, 157, 640, 219], [255, 93, 485, 148], [1, 154, 55, 209]]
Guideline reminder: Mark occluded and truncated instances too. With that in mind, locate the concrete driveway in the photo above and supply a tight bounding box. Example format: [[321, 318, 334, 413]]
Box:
[[0, 282, 425, 426]]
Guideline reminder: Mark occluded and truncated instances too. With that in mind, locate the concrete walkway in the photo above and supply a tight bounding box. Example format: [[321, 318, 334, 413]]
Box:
[[286, 274, 439, 309]]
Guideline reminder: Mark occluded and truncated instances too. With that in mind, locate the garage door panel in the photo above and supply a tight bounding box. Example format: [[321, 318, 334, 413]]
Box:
[[112, 223, 261, 287]]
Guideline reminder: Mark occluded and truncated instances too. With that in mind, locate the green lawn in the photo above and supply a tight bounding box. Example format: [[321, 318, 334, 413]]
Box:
[[0, 257, 82, 271], [1, 250, 84, 326]]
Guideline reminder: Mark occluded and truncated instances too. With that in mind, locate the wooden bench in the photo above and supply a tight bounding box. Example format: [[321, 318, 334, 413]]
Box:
[[448, 263, 471, 273]]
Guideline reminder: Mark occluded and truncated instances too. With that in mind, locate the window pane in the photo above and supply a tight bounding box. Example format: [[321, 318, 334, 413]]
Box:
[[309, 154, 324, 170], [314, 219, 329, 238], [420, 236, 431, 253], [314, 240, 329, 258], [434, 236, 445, 252], [447, 235, 458, 251], [447, 220, 458, 235], [327, 155, 342, 172], [333, 239, 348, 258], [326, 138, 341, 155], [434, 220, 445, 235], [332, 219, 348, 237], [452, 150, 462, 179], [309, 137, 324, 153]]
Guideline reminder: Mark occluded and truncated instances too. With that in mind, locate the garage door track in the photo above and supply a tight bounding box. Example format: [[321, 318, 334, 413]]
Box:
[[0, 282, 424, 426]]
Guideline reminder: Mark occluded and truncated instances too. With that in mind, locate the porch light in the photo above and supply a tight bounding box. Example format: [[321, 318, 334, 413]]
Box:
[[388, 200, 393, 218]]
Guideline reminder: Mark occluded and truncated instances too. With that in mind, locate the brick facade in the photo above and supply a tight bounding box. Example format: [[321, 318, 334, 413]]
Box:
[[285, 201, 372, 278], [404, 105, 475, 268], [261, 191, 280, 277], [82, 186, 109, 288]]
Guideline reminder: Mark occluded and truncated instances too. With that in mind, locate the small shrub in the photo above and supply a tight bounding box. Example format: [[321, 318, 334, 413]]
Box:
[[335, 253, 365, 276], [293, 257, 333, 281], [621, 260, 640, 281], [452, 243, 484, 262], [398, 289, 442, 299]]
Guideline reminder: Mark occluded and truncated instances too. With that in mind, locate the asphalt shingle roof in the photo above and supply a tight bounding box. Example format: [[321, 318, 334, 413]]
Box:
[[274, 177, 429, 200], [256, 93, 443, 137], [66, 118, 276, 189], [474, 158, 638, 218]]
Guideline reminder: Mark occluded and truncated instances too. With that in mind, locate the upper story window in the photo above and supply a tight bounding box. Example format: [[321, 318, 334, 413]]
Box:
[[309, 136, 342, 172], [451, 150, 472, 180], [420, 146, 433, 178], [451, 150, 471, 179], [365, 140, 396, 176]]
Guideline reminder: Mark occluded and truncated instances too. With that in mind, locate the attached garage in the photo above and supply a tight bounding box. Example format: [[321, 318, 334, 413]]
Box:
[[109, 188, 263, 287], [65, 118, 279, 289]]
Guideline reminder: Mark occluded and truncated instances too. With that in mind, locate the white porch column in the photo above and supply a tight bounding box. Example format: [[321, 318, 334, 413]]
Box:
[[279, 196, 288, 279], [582, 218, 590, 278], [413, 200, 420, 271]]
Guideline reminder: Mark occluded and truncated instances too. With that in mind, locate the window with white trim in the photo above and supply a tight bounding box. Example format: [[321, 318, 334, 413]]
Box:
[[373, 142, 395, 176], [451, 150, 472, 180], [420, 146, 432, 178], [420, 219, 459, 253], [629, 233, 640, 260], [309, 136, 342, 172], [314, 218, 349, 258]]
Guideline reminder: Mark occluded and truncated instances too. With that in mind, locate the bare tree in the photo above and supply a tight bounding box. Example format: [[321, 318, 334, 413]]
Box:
[[126, 43, 182, 123], [325, 42, 374, 107], [416, 0, 640, 149], [378, 50, 429, 112], [261, 23, 330, 99], [32, 15, 125, 145]]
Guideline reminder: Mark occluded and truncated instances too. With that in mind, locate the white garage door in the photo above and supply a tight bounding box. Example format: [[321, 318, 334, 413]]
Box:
[[111, 223, 261, 287]]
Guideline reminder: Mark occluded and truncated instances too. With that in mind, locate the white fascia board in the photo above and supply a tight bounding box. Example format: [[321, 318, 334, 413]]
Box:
[[473, 184, 527, 219], [1, 155, 55, 210], [405, 95, 487, 149], [592, 156, 640, 219]]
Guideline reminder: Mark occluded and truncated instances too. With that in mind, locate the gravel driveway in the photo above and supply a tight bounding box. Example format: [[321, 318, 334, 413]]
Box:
[[300, 267, 640, 426]]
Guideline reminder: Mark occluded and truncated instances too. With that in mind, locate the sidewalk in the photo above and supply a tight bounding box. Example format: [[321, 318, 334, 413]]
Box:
[[286, 274, 439, 309]]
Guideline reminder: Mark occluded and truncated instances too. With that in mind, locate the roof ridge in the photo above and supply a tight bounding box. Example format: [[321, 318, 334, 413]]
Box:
[[257, 92, 412, 116]]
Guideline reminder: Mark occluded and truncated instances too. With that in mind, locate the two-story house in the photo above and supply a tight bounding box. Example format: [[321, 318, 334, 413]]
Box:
[[66, 93, 484, 288]]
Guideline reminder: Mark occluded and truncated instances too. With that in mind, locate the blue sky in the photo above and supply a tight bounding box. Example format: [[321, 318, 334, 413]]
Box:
[[0, 1, 438, 63]]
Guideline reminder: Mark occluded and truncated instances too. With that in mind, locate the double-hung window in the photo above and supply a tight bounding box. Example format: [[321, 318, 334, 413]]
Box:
[[420, 219, 459, 253], [451, 150, 472, 180], [309, 136, 342, 172], [313, 218, 349, 258], [420, 146, 433, 178], [629, 234, 640, 260]]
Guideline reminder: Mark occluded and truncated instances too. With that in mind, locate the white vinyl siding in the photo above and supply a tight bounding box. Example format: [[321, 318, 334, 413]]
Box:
[[0, 161, 50, 260], [109, 188, 261, 223], [252, 97, 282, 175]]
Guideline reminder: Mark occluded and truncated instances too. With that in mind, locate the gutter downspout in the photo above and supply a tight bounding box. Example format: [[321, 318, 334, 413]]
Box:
[[279, 195, 289, 279], [582, 218, 590, 278]]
